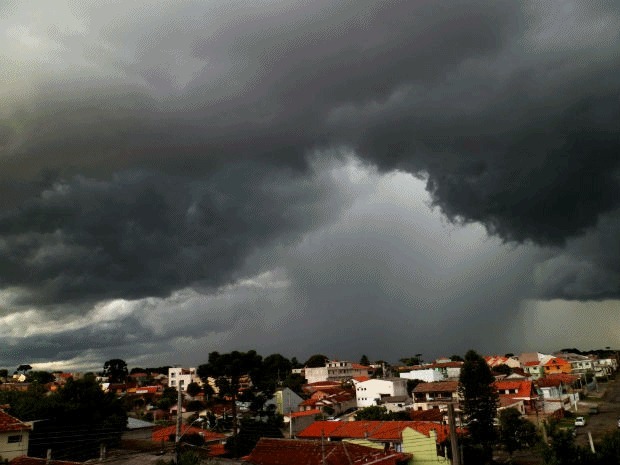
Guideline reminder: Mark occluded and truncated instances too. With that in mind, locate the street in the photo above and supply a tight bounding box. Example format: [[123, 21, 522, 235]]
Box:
[[573, 377, 620, 449]]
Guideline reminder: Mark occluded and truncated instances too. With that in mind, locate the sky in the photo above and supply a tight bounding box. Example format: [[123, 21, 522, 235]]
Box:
[[0, 1, 619, 372]]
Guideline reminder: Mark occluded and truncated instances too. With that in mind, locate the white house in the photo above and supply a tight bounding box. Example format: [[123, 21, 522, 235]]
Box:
[[400, 368, 445, 383], [0, 409, 30, 462], [304, 361, 370, 384], [354, 378, 408, 408], [168, 367, 201, 391]]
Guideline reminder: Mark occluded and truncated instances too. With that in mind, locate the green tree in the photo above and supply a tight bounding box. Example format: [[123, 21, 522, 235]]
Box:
[[406, 379, 421, 397], [197, 350, 264, 436], [399, 356, 421, 366], [492, 364, 512, 376], [103, 358, 128, 383], [225, 416, 283, 457], [0, 368, 8, 379], [360, 354, 370, 366], [304, 354, 328, 368], [355, 406, 390, 421], [450, 354, 464, 362], [498, 408, 538, 456], [16, 364, 32, 374], [27, 371, 55, 385], [459, 349, 499, 464], [282, 373, 305, 394], [186, 382, 201, 397]]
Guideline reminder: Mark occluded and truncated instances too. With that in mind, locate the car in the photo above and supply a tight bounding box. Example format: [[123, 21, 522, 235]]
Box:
[[575, 416, 586, 427], [617, 418, 620, 428]]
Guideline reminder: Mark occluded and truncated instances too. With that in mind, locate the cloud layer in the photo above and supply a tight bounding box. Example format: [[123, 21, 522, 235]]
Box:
[[0, 1, 619, 368]]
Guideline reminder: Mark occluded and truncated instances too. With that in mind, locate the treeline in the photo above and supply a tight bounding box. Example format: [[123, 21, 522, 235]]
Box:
[[0, 375, 127, 461]]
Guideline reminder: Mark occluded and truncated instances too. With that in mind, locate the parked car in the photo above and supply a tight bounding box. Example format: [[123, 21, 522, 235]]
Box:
[[575, 417, 586, 427]]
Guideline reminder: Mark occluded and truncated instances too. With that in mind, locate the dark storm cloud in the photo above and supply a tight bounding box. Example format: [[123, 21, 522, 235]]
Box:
[[0, 165, 340, 304], [1, 0, 619, 306]]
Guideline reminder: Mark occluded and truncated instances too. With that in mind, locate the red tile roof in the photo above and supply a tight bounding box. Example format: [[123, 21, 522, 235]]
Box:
[[297, 420, 453, 444], [409, 409, 444, 422], [152, 425, 225, 442], [536, 374, 579, 387], [413, 381, 459, 393], [494, 380, 536, 399], [0, 410, 30, 432], [290, 409, 321, 418], [245, 438, 411, 465]]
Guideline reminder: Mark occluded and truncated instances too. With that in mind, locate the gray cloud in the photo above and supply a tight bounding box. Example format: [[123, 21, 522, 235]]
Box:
[[0, 1, 619, 368]]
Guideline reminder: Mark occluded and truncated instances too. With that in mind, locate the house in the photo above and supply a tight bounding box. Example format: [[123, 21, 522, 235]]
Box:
[[0, 409, 30, 462], [554, 352, 595, 375], [297, 421, 453, 465], [168, 367, 201, 391], [299, 389, 356, 415], [494, 380, 538, 415], [522, 361, 544, 380], [285, 409, 322, 437], [427, 361, 463, 379], [485, 355, 521, 369], [536, 375, 579, 413], [354, 378, 408, 408], [303, 361, 371, 384], [382, 396, 413, 413], [542, 357, 572, 376], [245, 437, 411, 465], [265, 387, 303, 415], [411, 381, 459, 411]]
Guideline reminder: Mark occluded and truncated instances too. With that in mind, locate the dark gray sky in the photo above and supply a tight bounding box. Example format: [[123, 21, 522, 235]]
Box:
[[0, 1, 619, 371]]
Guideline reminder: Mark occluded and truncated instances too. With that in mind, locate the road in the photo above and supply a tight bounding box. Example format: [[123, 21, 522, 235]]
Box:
[[573, 376, 620, 448]]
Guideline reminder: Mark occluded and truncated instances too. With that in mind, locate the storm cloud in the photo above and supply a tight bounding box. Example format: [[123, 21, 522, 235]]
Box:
[[0, 1, 619, 367]]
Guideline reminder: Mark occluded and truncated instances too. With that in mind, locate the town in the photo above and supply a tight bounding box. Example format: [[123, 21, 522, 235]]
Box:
[[1, 348, 619, 465]]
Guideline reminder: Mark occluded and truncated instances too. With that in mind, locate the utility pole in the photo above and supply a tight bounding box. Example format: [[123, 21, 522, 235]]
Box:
[[447, 403, 461, 465], [175, 379, 184, 463]]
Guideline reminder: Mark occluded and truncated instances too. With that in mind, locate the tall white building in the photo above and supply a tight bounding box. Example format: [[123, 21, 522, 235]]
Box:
[[168, 367, 201, 391], [303, 360, 370, 384], [354, 378, 408, 408]]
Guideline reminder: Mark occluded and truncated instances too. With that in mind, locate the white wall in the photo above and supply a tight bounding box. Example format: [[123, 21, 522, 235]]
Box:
[[400, 369, 444, 383], [356, 379, 408, 408]]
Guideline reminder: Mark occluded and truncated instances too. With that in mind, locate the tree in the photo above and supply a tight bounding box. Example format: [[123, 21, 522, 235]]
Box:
[[458, 349, 499, 464], [103, 359, 128, 383], [355, 406, 389, 421], [450, 354, 464, 362], [492, 364, 512, 376], [304, 354, 328, 368], [16, 364, 32, 374], [197, 350, 264, 437], [225, 416, 283, 457], [498, 408, 538, 456], [0, 369, 8, 379], [359, 354, 370, 366], [406, 379, 421, 397], [399, 356, 421, 366], [186, 382, 201, 397], [27, 371, 55, 385]]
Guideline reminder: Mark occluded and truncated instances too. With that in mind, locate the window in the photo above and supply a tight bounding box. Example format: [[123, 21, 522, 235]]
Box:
[[8, 435, 21, 443]]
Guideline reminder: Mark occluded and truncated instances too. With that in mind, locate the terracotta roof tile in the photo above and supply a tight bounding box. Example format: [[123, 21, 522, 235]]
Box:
[[297, 420, 453, 444], [246, 438, 411, 465], [152, 425, 225, 442], [412, 381, 459, 393], [0, 410, 30, 432]]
